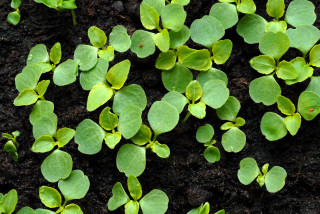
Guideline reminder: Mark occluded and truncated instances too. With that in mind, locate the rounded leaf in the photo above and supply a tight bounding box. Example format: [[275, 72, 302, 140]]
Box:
[[266, 0, 285, 19], [87, 83, 113, 112], [127, 175, 142, 201], [265, 166, 287, 193], [130, 30, 155, 58], [0, 189, 18, 214], [196, 68, 228, 87], [155, 50, 177, 70], [285, 0, 316, 27], [27, 44, 49, 65], [50, 42, 62, 65], [177, 46, 212, 71], [104, 132, 121, 149], [297, 91, 320, 121], [212, 39, 233, 65], [151, 141, 170, 158], [209, 3, 238, 29], [140, 190, 169, 214], [249, 55, 276, 75], [14, 89, 39, 106], [188, 102, 206, 119], [276, 95, 295, 116], [61, 204, 83, 214], [161, 91, 188, 114], [259, 32, 289, 61], [196, 124, 214, 143], [33, 113, 58, 139], [237, 157, 260, 185], [237, 0, 256, 14], [309, 44, 320, 67], [201, 79, 229, 109], [17, 207, 36, 214], [285, 57, 313, 85], [74, 45, 98, 71], [118, 105, 142, 139], [29, 100, 54, 125], [169, 25, 190, 49], [222, 127, 246, 153], [285, 113, 301, 136], [261, 112, 287, 141], [109, 25, 131, 53], [32, 135, 55, 153], [56, 128, 75, 148], [216, 96, 240, 122], [7, 11, 20, 25], [107, 182, 130, 211], [186, 80, 202, 102], [39, 186, 61, 208], [140, 2, 160, 30], [99, 107, 118, 131], [53, 59, 79, 86], [154, 29, 170, 52], [204, 146, 220, 163], [161, 4, 186, 32], [15, 64, 43, 92], [106, 59, 130, 90], [131, 125, 152, 146], [236, 14, 267, 44], [276, 60, 298, 80], [88, 26, 107, 48]]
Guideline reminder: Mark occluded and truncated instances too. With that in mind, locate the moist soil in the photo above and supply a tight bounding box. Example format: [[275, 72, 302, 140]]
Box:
[[1, 0, 320, 213]]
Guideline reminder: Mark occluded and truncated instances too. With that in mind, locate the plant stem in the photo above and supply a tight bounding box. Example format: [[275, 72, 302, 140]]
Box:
[[182, 112, 191, 124], [71, 9, 76, 26]]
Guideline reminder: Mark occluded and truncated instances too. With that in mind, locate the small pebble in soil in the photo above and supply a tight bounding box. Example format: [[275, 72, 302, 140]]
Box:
[[112, 1, 124, 12]]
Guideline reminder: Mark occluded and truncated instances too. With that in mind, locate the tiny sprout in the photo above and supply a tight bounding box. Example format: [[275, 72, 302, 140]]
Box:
[[196, 124, 220, 163], [7, 0, 21, 26], [188, 202, 225, 214], [0, 189, 18, 214], [1, 131, 20, 162]]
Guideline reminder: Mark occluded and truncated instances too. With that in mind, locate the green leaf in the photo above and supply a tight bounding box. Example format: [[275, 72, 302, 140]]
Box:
[[118, 105, 142, 139], [140, 190, 169, 214], [29, 100, 54, 125], [171, 0, 190, 5], [131, 125, 152, 146], [196, 68, 228, 87], [249, 76, 281, 106], [79, 58, 109, 91], [236, 14, 267, 44], [151, 141, 170, 158], [261, 112, 287, 141], [140, 2, 160, 30], [98, 46, 114, 62], [222, 121, 236, 132], [2, 133, 13, 140], [285, 57, 313, 85], [142, 0, 165, 14], [88, 26, 107, 48], [39, 186, 61, 208], [113, 84, 147, 115], [125, 201, 139, 214], [276, 60, 298, 80], [186, 80, 202, 102], [161, 91, 188, 114], [130, 30, 155, 58], [14, 89, 39, 106], [11, 0, 21, 9], [222, 127, 246, 153], [209, 3, 238, 29], [161, 62, 193, 93], [75, 119, 105, 154], [305, 76, 320, 95], [4, 141, 17, 153], [58, 170, 90, 201], [27, 44, 49, 65], [259, 32, 290, 61], [104, 132, 121, 149], [265, 166, 287, 193], [116, 144, 146, 177], [199, 203, 210, 214], [201, 79, 229, 109], [212, 39, 233, 65], [285, 0, 316, 27], [309, 44, 320, 67], [33, 113, 58, 139], [154, 29, 170, 52], [53, 59, 78, 86], [196, 124, 214, 143], [161, 4, 186, 32], [169, 25, 190, 49], [107, 182, 130, 211], [56, 128, 75, 148], [109, 25, 131, 53], [204, 146, 220, 163], [38, 62, 53, 73], [276, 95, 295, 116], [41, 150, 73, 183], [106, 59, 130, 90], [32, 135, 55, 153], [61, 204, 83, 214], [188, 102, 206, 119], [127, 175, 142, 201], [190, 16, 225, 48], [17, 207, 36, 214], [50, 42, 62, 65], [237, 157, 260, 185], [148, 101, 179, 135], [7, 11, 21, 26], [177, 46, 212, 71], [249, 55, 276, 75], [265, 21, 287, 33], [87, 83, 113, 112], [297, 91, 320, 121], [0, 190, 17, 214], [237, 0, 256, 14], [286, 25, 320, 56], [36, 80, 50, 97], [99, 107, 118, 131], [74, 45, 98, 71], [266, 0, 285, 19], [155, 50, 177, 70], [216, 96, 240, 122], [285, 113, 301, 136], [15, 64, 43, 92], [35, 208, 56, 214]]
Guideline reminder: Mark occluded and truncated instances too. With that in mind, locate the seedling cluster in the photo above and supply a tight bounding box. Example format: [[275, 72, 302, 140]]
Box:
[[1, 131, 20, 162], [7, 0, 320, 212]]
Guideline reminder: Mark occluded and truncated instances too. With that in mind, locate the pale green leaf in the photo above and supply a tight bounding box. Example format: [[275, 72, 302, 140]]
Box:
[[27, 44, 49, 65], [15, 64, 43, 92], [196, 124, 214, 143], [140, 190, 169, 214], [201, 79, 229, 109], [87, 83, 113, 112], [212, 39, 233, 65], [127, 175, 142, 201], [285, 113, 301, 136], [204, 146, 220, 163], [265, 166, 287, 193], [237, 157, 260, 185], [109, 25, 131, 53], [186, 80, 202, 102], [155, 50, 177, 70], [50, 42, 62, 65], [249, 55, 276, 75], [39, 186, 61, 208], [266, 0, 285, 19], [131, 125, 152, 146], [161, 4, 186, 32], [196, 68, 228, 87], [236, 14, 267, 44], [88, 26, 107, 48], [140, 2, 160, 30], [216, 96, 240, 122], [169, 25, 190, 49], [53, 59, 78, 86], [32, 135, 55, 153], [161, 91, 188, 114], [107, 182, 130, 211], [106, 59, 130, 90], [130, 30, 155, 58], [276, 95, 295, 116], [221, 127, 246, 153], [14, 89, 39, 106], [74, 45, 98, 71], [297, 91, 320, 121], [285, 0, 316, 27], [276, 60, 298, 80], [154, 29, 170, 52], [118, 105, 142, 139], [260, 112, 287, 141], [209, 3, 238, 29], [188, 102, 206, 119]]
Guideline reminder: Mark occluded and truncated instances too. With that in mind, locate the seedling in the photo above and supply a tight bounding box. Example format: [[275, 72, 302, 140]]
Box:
[[0, 189, 18, 214], [1, 131, 20, 162], [261, 95, 301, 141], [188, 202, 225, 214], [7, 0, 21, 26], [218, 0, 256, 14], [108, 175, 169, 214], [238, 157, 287, 193], [195, 124, 220, 163]]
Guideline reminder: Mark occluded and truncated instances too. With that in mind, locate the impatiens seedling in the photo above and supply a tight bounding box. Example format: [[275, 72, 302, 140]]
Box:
[[108, 175, 169, 214], [238, 157, 287, 193], [187, 202, 225, 214], [261, 95, 301, 141], [195, 124, 220, 163], [7, 0, 21, 26], [218, 0, 256, 14], [2, 131, 20, 162], [0, 189, 18, 214]]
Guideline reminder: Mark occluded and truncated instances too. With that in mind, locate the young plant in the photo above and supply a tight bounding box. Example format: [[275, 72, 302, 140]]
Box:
[[195, 124, 220, 163], [0, 189, 18, 214], [108, 175, 169, 214], [218, 0, 256, 14], [261, 95, 301, 141], [2, 131, 20, 162], [187, 202, 225, 214], [238, 157, 287, 193], [7, 0, 21, 26]]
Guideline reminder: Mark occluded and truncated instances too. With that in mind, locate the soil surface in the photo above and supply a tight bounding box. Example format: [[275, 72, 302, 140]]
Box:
[[1, 0, 320, 213]]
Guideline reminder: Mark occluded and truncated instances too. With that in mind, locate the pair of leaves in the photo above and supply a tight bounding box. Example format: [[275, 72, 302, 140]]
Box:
[[0, 190, 18, 214], [196, 124, 220, 163], [35, 0, 77, 11], [14, 80, 50, 106]]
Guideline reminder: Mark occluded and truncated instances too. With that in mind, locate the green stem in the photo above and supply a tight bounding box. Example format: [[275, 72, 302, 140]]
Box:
[[182, 112, 191, 124], [71, 9, 76, 26], [152, 134, 158, 142]]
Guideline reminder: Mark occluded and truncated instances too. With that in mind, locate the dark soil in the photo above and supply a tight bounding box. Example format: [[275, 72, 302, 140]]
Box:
[[1, 0, 320, 213]]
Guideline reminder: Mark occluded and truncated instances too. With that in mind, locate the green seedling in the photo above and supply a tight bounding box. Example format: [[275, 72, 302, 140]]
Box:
[[1, 131, 20, 162], [218, 0, 256, 14], [261, 95, 301, 141], [238, 157, 287, 193], [195, 124, 220, 163], [14, 80, 50, 106], [0, 189, 18, 214], [188, 202, 225, 214], [7, 0, 21, 26], [34, 0, 77, 25], [108, 175, 169, 214]]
